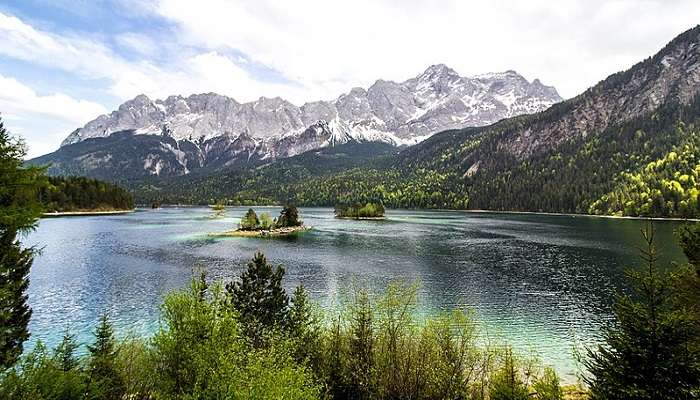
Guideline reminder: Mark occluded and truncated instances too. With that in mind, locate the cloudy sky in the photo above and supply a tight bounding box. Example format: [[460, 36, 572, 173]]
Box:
[[1, 0, 698, 158]]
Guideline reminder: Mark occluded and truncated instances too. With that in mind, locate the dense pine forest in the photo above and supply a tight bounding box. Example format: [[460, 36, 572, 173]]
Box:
[[40, 176, 134, 213]]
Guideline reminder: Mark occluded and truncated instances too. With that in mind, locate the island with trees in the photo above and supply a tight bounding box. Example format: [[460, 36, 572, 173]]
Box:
[[210, 205, 310, 238], [335, 202, 386, 220]]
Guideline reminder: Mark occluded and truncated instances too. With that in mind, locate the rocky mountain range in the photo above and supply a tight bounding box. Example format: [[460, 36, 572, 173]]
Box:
[[125, 25, 700, 217], [40, 65, 560, 178]]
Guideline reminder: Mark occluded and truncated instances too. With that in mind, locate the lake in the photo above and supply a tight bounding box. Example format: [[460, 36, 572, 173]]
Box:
[[25, 207, 688, 381]]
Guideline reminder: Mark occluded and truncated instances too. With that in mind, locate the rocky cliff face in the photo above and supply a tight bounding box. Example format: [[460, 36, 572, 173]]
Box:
[[55, 64, 560, 176], [491, 27, 700, 160]]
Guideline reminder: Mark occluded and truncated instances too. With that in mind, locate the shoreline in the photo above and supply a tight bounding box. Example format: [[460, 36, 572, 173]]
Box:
[[42, 209, 135, 218], [455, 209, 700, 222], [208, 225, 311, 238]]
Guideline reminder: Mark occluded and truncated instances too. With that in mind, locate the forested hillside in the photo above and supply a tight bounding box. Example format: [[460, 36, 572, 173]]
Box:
[[40, 176, 134, 213]]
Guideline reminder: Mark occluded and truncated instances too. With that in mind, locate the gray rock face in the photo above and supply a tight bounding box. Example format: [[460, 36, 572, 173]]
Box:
[[495, 27, 700, 160], [59, 65, 562, 175]]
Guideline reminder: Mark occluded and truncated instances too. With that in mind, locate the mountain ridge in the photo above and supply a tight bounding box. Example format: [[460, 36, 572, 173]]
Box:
[[46, 64, 561, 175]]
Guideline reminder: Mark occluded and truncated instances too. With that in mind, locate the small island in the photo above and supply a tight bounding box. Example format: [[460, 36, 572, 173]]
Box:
[[335, 202, 386, 220], [210, 205, 310, 238]]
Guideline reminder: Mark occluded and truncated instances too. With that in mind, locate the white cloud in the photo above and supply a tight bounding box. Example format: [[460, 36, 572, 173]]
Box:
[[154, 0, 700, 98], [0, 74, 106, 124], [0, 74, 107, 158], [115, 32, 159, 56]]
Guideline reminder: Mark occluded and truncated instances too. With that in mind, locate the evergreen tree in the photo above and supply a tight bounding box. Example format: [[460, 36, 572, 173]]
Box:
[[226, 252, 288, 343], [348, 289, 374, 399], [276, 205, 302, 228], [239, 208, 259, 230], [53, 331, 79, 372], [585, 225, 700, 399], [0, 116, 45, 369], [87, 314, 125, 400], [677, 222, 700, 271], [489, 349, 530, 400], [287, 285, 321, 367]]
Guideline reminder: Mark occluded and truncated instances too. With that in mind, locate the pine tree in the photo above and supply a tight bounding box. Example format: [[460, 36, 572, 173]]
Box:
[[349, 289, 374, 399], [87, 314, 124, 400], [53, 331, 79, 372], [227, 252, 288, 343], [585, 224, 700, 399], [490, 348, 529, 400], [288, 285, 321, 366], [276, 205, 302, 228], [0, 116, 45, 369]]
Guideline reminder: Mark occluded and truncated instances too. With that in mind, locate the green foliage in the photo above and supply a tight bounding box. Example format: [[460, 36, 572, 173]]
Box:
[[584, 225, 700, 399], [259, 212, 274, 229], [87, 314, 125, 400], [287, 285, 322, 367], [151, 275, 319, 399], [335, 202, 385, 218], [590, 130, 700, 217], [0, 116, 45, 370], [0, 341, 87, 399], [489, 349, 530, 400], [676, 222, 700, 269], [226, 252, 289, 344], [533, 367, 564, 400], [239, 208, 260, 230], [276, 205, 302, 228], [40, 176, 133, 213]]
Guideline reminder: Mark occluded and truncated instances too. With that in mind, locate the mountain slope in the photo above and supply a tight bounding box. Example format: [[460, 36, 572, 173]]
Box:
[[30, 65, 560, 180], [141, 25, 700, 218]]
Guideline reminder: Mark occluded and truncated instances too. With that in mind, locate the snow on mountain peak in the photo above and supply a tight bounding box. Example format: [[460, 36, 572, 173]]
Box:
[[61, 65, 563, 163]]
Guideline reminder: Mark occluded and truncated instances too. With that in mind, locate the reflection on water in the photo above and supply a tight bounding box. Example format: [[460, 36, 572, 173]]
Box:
[[26, 207, 687, 381]]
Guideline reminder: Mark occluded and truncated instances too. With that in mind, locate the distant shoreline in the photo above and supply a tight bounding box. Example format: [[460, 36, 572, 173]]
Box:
[[456, 209, 700, 222], [335, 216, 386, 221], [41, 209, 135, 218], [139, 204, 700, 222]]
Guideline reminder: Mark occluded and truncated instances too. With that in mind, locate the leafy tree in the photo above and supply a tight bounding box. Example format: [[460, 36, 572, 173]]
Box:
[[227, 252, 289, 344], [239, 208, 259, 230], [259, 212, 274, 230], [276, 205, 302, 228], [0, 116, 46, 370], [87, 314, 125, 400], [584, 225, 700, 399]]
